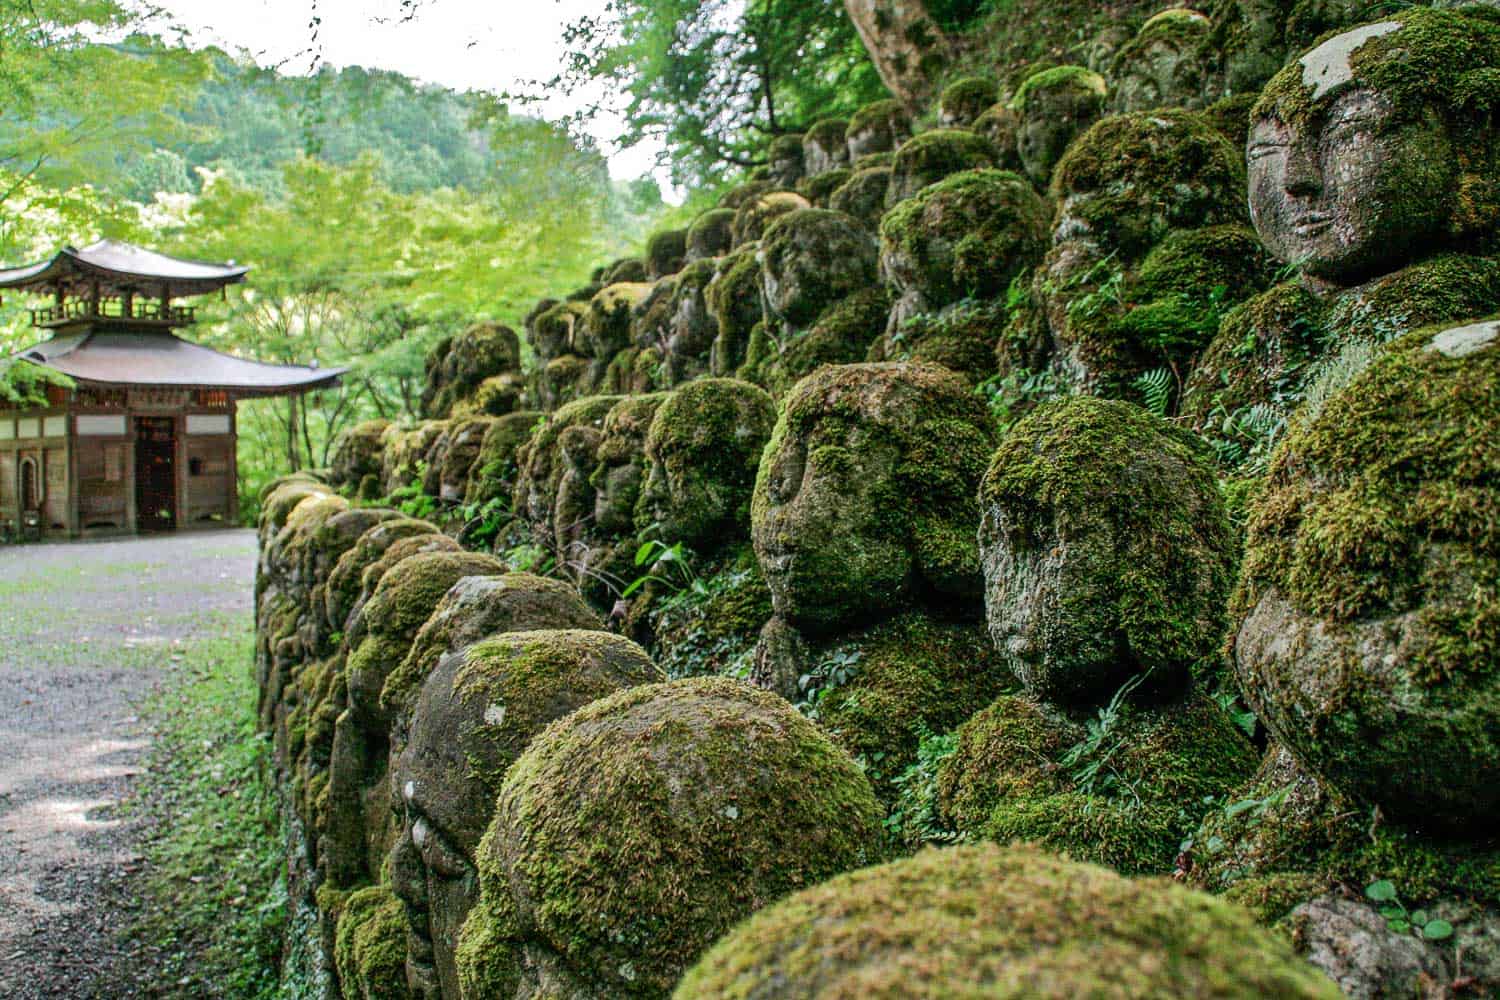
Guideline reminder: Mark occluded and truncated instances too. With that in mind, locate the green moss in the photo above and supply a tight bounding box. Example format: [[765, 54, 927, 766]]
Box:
[[938, 77, 999, 126], [1190, 747, 1500, 924], [685, 208, 735, 260], [333, 885, 410, 1000], [469, 676, 884, 998], [330, 419, 391, 490], [455, 894, 520, 998], [1011, 64, 1107, 111], [880, 168, 1049, 306], [421, 322, 522, 419], [813, 614, 1011, 803], [586, 282, 653, 358], [512, 394, 621, 538], [847, 99, 910, 142], [675, 842, 1341, 998], [875, 297, 1005, 384], [1229, 319, 1500, 828], [751, 363, 997, 631], [797, 167, 851, 206], [828, 165, 893, 229], [730, 190, 810, 245], [888, 128, 999, 203], [1203, 92, 1258, 148], [649, 545, 771, 679], [638, 378, 775, 547], [981, 396, 1235, 702], [605, 256, 648, 284], [463, 410, 542, 507], [757, 286, 892, 397], [940, 690, 1255, 874], [644, 228, 687, 279]]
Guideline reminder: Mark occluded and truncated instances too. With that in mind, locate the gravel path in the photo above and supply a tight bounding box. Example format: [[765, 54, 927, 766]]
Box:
[[0, 530, 257, 999]]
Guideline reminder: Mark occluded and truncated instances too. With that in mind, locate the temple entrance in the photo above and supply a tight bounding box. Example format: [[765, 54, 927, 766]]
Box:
[[135, 417, 176, 532], [19, 457, 38, 512]]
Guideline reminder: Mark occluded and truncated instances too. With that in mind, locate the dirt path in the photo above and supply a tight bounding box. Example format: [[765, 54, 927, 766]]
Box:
[[0, 530, 257, 999]]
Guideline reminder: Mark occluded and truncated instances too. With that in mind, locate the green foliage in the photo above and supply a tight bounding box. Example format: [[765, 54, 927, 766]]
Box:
[[622, 538, 699, 598], [1059, 672, 1150, 804], [521, 0, 886, 186], [386, 463, 437, 520], [974, 367, 1065, 431], [1133, 367, 1173, 418], [886, 723, 964, 848], [0, 358, 72, 405], [795, 647, 862, 721], [1365, 880, 1455, 941]]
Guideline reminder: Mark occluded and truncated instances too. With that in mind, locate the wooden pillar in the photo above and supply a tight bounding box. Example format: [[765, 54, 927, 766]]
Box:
[[160, 283, 171, 323], [227, 400, 240, 525]]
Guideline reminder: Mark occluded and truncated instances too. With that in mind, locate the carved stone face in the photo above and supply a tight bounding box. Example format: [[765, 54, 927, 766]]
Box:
[[389, 631, 660, 999], [1248, 86, 1454, 285], [1015, 77, 1106, 186]]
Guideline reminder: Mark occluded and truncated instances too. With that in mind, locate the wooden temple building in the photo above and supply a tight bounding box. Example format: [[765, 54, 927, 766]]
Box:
[[0, 240, 343, 537]]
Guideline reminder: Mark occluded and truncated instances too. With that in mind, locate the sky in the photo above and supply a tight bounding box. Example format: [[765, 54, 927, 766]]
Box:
[[140, 0, 665, 183]]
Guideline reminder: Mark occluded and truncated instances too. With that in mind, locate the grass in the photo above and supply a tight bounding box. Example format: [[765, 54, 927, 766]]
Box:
[[120, 620, 291, 999]]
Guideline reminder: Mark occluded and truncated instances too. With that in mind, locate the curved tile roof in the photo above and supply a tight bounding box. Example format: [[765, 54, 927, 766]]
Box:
[[0, 240, 249, 298]]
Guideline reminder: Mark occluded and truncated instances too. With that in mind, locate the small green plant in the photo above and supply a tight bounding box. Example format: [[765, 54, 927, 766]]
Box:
[[456, 494, 512, 548], [1366, 880, 1455, 941], [1212, 686, 1258, 739], [886, 723, 965, 847], [386, 461, 436, 519], [622, 539, 700, 598], [795, 647, 862, 721], [1133, 366, 1173, 417], [975, 367, 1066, 431], [1060, 671, 1150, 806], [501, 542, 556, 576]]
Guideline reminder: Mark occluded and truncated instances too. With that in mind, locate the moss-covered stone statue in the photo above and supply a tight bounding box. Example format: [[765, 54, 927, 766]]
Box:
[[940, 395, 1253, 871], [1012, 65, 1108, 187], [937, 77, 998, 128], [1183, 9, 1500, 459], [455, 676, 883, 999], [460, 410, 540, 511], [705, 241, 763, 377], [828, 163, 894, 230], [644, 228, 687, 281], [419, 322, 522, 420], [874, 168, 1050, 383], [675, 843, 1341, 998], [751, 362, 1008, 798], [846, 98, 911, 161], [1004, 109, 1272, 404], [743, 208, 887, 395], [662, 258, 717, 385], [323, 549, 505, 888], [729, 189, 810, 246], [329, 419, 390, 495], [1108, 8, 1214, 113], [389, 629, 660, 998], [802, 118, 850, 176], [766, 133, 805, 189], [379, 421, 446, 497], [633, 378, 776, 677], [684, 208, 734, 262], [510, 395, 620, 563], [886, 128, 999, 206]]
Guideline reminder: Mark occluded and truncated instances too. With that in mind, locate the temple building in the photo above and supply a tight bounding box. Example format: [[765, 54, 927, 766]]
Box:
[[0, 240, 343, 537]]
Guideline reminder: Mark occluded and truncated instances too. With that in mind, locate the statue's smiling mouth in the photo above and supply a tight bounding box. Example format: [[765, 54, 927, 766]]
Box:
[[1291, 212, 1333, 236]]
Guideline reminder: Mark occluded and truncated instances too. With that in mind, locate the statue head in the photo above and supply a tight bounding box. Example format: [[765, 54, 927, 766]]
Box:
[[389, 629, 659, 998], [1108, 8, 1213, 113], [637, 378, 776, 550], [1248, 10, 1500, 287], [751, 363, 995, 634], [759, 209, 878, 334], [591, 393, 670, 539], [1013, 66, 1108, 186]]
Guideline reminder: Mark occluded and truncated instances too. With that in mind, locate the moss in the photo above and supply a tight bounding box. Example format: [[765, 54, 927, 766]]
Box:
[[458, 372, 526, 417], [981, 396, 1234, 703], [685, 208, 734, 260], [421, 322, 522, 419], [529, 299, 588, 360], [940, 690, 1255, 874], [827, 165, 892, 229], [324, 517, 439, 633], [847, 99, 911, 147], [675, 842, 1341, 999], [1203, 91, 1258, 148], [752, 363, 997, 632], [813, 614, 1011, 803], [1011, 63, 1107, 111], [644, 228, 687, 279], [378, 572, 601, 720], [705, 242, 763, 379], [469, 676, 884, 998], [805, 117, 850, 154], [755, 286, 892, 397], [875, 297, 1005, 384], [605, 256, 648, 284], [730, 190, 810, 246], [758, 208, 879, 332], [329, 419, 391, 490], [797, 167, 851, 207], [512, 394, 621, 540], [454, 894, 520, 998], [1230, 319, 1500, 831], [463, 410, 542, 507], [333, 885, 410, 1000], [638, 378, 775, 548], [649, 545, 771, 679], [880, 168, 1049, 307], [938, 77, 999, 126], [717, 178, 774, 211], [887, 128, 999, 204], [586, 282, 653, 358]]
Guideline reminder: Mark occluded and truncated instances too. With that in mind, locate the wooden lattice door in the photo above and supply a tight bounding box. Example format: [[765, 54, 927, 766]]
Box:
[[135, 416, 176, 532]]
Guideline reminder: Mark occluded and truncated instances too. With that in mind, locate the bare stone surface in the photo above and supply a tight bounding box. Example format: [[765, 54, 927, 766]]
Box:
[[0, 530, 256, 999]]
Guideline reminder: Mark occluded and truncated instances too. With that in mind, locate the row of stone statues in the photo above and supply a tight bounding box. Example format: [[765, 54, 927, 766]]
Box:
[[273, 6, 1499, 998]]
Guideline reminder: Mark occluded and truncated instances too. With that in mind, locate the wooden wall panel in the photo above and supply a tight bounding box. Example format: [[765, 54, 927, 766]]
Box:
[[75, 437, 128, 531]]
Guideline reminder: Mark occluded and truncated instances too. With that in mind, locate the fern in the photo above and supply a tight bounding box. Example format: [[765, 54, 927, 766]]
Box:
[[1133, 367, 1173, 417]]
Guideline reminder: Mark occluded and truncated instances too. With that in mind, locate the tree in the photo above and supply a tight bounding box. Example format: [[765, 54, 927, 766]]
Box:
[[518, 0, 887, 187]]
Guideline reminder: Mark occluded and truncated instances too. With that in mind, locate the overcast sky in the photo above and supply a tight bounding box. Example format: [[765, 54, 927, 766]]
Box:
[[141, 0, 663, 182]]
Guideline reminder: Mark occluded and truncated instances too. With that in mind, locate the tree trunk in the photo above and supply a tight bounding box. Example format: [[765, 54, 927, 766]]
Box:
[[841, 0, 954, 110]]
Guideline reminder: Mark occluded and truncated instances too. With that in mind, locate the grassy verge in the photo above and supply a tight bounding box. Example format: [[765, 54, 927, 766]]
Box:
[[123, 620, 289, 999]]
